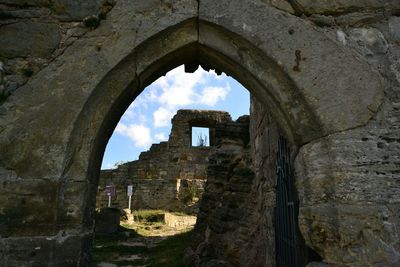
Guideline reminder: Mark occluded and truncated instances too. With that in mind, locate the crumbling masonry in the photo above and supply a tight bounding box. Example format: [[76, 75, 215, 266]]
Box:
[[97, 109, 233, 213]]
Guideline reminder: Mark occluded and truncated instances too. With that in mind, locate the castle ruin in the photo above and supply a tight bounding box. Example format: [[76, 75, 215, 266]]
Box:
[[97, 109, 234, 213]]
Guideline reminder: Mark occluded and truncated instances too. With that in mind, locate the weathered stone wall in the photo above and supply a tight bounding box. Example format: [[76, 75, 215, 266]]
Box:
[[188, 98, 292, 266], [291, 3, 400, 266], [248, 95, 281, 265], [0, 0, 115, 102], [97, 109, 231, 213], [97, 178, 206, 213], [187, 115, 258, 266], [0, 0, 398, 266]]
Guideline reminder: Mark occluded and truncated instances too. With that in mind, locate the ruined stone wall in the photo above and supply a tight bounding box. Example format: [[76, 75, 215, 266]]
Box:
[[248, 96, 281, 265], [187, 98, 282, 266], [97, 109, 231, 213], [97, 177, 206, 214]]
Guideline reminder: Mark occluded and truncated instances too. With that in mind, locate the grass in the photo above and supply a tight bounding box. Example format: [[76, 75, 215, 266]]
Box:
[[128, 221, 166, 237], [147, 230, 192, 267], [92, 227, 143, 264], [126, 210, 196, 237], [133, 209, 165, 222], [132, 209, 194, 220], [92, 226, 193, 267], [92, 210, 196, 266]]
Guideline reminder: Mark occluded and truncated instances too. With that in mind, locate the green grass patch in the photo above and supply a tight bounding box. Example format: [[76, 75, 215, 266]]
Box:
[[135, 222, 166, 237], [170, 211, 189, 216], [146, 230, 193, 267], [133, 209, 165, 222], [92, 227, 144, 264], [92, 225, 193, 266]]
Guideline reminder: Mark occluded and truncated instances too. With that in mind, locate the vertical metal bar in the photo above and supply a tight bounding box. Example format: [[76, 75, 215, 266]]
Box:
[[275, 136, 301, 267]]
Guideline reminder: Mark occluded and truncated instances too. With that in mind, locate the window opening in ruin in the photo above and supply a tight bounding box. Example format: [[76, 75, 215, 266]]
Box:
[[93, 64, 250, 266], [191, 126, 210, 147]]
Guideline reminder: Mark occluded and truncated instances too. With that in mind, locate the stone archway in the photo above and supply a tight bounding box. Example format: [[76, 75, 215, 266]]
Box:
[[0, 0, 389, 266]]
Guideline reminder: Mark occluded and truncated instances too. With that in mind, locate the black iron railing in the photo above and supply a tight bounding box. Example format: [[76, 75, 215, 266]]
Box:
[[275, 136, 303, 267]]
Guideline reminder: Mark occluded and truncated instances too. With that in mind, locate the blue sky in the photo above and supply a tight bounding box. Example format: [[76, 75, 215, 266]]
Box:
[[101, 65, 250, 169]]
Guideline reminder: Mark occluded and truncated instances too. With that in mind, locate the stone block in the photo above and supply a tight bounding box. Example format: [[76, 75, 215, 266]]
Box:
[[270, 0, 295, 14], [0, 236, 54, 266], [299, 204, 400, 265], [56, 181, 89, 230], [347, 27, 388, 56], [95, 208, 120, 234], [0, 22, 60, 58], [0, 8, 51, 19], [296, 127, 400, 205], [295, 0, 400, 15], [53, 232, 92, 266], [0, 0, 50, 6], [0, 232, 91, 266], [0, 177, 59, 237], [389, 16, 400, 43], [51, 0, 108, 21]]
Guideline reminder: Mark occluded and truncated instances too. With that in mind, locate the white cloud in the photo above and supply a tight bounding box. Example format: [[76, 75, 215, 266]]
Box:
[[151, 66, 231, 109], [158, 85, 195, 107], [198, 85, 230, 106], [152, 65, 207, 108], [152, 75, 169, 88], [102, 162, 115, 170], [154, 132, 167, 142], [209, 69, 227, 80], [153, 107, 174, 128], [115, 123, 153, 149]]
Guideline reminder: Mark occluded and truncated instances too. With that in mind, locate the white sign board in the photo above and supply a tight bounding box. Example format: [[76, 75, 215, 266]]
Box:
[[127, 185, 133, 196]]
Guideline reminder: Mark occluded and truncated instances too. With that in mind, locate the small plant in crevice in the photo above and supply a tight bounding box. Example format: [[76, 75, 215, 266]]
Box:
[[0, 61, 8, 104], [83, 15, 101, 29], [0, 90, 10, 104], [113, 160, 127, 168], [145, 168, 158, 179], [0, 60, 10, 104], [182, 183, 198, 204], [133, 209, 165, 223], [21, 68, 34, 77], [83, 1, 116, 30], [197, 133, 208, 147]]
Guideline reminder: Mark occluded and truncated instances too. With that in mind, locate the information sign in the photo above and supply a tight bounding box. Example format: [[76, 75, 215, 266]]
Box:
[[105, 185, 116, 197], [127, 185, 133, 196]]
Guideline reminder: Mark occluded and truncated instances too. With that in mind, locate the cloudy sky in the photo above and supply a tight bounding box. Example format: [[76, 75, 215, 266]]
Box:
[[101, 65, 250, 169]]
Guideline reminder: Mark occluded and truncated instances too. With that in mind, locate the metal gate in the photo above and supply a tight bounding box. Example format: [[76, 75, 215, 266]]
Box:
[[275, 136, 302, 267]]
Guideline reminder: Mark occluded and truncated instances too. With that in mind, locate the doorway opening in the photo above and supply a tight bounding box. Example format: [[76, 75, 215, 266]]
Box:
[[92, 65, 250, 266], [70, 24, 326, 265]]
